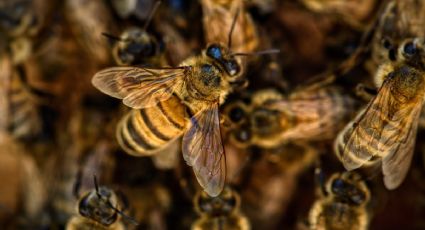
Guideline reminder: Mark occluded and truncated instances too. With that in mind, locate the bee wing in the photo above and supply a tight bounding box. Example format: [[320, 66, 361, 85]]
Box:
[[182, 103, 225, 197], [92, 67, 188, 109], [340, 79, 423, 171], [382, 103, 422, 189]]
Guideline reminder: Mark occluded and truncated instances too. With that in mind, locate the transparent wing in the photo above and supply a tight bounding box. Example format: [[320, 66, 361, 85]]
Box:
[[341, 79, 422, 171], [92, 67, 188, 109], [382, 102, 422, 189], [182, 103, 225, 197]]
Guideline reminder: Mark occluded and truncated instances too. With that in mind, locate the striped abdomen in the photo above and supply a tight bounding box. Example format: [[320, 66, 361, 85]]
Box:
[[116, 95, 187, 156], [0, 56, 41, 139]]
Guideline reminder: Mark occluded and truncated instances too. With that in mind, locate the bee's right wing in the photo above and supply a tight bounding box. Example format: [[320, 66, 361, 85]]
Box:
[[182, 103, 225, 197], [92, 66, 189, 109], [338, 78, 423, 172]]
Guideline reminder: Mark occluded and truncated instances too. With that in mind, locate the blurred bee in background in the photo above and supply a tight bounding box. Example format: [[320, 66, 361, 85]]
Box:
[[221, 85, 358, 228], [200, 0, 259, 55], [0, 133, 47, 228], [192, 186, 250, 230], [367, 0, 425, 76], [118, 183, 171, 230], [335, 38, 425, 189], [0, 0, 34, 37], [104, 1, 166, 67], [224, 85, 357, 149], [299, 0, 380, 29], [67, 176, 137, 230], [308, 171, 371, 230], [0, 53, 42, 140], [0, 0, 53, 65], [65, 0, 116, 66]]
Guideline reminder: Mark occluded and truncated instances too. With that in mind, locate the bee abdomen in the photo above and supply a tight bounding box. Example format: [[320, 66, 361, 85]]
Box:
[[116, 96, 186, 156], [4, 75, 41, 139]]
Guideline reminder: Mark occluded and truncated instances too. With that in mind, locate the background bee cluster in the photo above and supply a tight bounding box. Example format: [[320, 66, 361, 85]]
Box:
[[1, 0, 425, 229]]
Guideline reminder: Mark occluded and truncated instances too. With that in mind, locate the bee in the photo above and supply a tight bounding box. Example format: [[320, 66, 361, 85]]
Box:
[[224, 86, 357, 149], [0, 133, 46, 228], [67, 177, 136, 230], [65, 0, 115, 65], [93, 42, 246, 196], [308, 171, 371, 230], [192, 186, 250, 230], [0, 0, 41, 38], [299, 0, 379, 29], [0, 53, 41, 140], [238, 152, 305, 229], [335, 38, 425, 189], [104, 1, 166, 66], [200, 0, 259, 55], [367, 0, 425, 75]]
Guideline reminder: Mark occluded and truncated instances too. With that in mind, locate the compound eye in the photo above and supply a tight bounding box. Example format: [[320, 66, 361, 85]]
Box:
[[229, 106, 245, 123], [331, 178, 345, 194], [206, 44, 222, 60], [225, 60, 240, 76], [403, 41, 416, 56]]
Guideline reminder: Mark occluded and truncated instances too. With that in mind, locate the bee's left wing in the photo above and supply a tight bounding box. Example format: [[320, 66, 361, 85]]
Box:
[[182, 103, 225, 197], [382, 102, 422, 189], [92, 67, 188, 109], [339, 78, 422, 170]]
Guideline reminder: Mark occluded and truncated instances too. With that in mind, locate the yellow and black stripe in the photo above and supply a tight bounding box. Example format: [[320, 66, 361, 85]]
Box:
[[116, 95, 187, 156], [3, 66, 41, 139]]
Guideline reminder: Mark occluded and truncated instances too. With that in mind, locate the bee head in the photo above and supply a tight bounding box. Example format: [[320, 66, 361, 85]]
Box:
[[195, 187, 239, 217], [328, 173, 370, 206], [206, 43, 241, 77], [78, 187, 119, 226], [114, 28, 163, 65]]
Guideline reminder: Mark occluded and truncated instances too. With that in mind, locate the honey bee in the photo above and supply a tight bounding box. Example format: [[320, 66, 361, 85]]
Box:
[[67, 177, 136, 230], [224, 86, 357, 149], [299, 0, 379, 29], [0, 0, 50, 64], [92, 23, 263, 197], [308, 171, 371, 230], [105, 2, 166, 66], [335, 38, 425, 189], [0, 133, 46, 228], [0, 0, 41, 38], [367, 0, 425, 75], [65, 0, 115, 65], [192, 186, 250, 230], [238, 151, 306, 229], [108, 27, 165, 67], [200, 0, 259, 55], [0, 53, 41, 140]]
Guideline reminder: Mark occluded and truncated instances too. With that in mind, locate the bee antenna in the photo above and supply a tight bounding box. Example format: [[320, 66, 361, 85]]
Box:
[[101, 32, 122, 42], [227, 8, 240, 50], [93, 175, 101, 198], [143, 1, 161, 31], [106, 200, 139, 226], [72, 170, 83, 198], [231, 49, 280, 57]]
